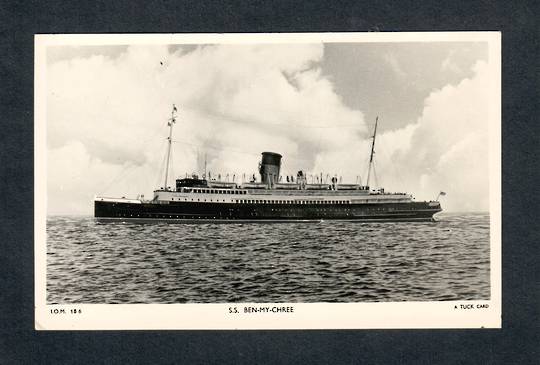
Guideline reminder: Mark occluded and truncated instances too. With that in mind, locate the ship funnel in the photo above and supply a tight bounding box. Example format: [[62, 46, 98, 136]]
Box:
[[259, 152, 282, 187]]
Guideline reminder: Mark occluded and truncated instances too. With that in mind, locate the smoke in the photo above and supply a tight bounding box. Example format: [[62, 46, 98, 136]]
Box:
[[46, 44, 490, 214]]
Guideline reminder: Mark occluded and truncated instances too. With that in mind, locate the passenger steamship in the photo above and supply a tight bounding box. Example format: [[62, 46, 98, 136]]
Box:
[[94, 105, 442, 221]]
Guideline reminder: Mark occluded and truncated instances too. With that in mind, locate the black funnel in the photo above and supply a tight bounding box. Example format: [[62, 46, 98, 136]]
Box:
[[259, 152, 282, 186]]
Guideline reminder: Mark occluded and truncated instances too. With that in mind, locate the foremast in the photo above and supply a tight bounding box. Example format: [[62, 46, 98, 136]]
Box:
[[163, 104, 178, 191]]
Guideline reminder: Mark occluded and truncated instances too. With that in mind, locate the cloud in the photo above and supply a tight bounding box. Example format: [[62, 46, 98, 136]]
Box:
[[47, 44, 491, 215], [383, 52, 406, 78], [46, 44, 365, 214], [441, 50, 463, 74], [313, 60, 491, 212]]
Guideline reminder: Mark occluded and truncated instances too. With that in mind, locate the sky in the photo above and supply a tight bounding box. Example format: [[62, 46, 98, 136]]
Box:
[[45, 40, 491, 215]]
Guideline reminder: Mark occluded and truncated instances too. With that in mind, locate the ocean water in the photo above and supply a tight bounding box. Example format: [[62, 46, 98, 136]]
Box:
[[46, 213, 490, 304]]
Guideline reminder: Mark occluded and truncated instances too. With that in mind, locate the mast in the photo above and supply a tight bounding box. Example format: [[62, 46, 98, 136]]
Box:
[[366, 116, 378, 188], [204, 152, 207, 179], [163, 104, 178, 190]]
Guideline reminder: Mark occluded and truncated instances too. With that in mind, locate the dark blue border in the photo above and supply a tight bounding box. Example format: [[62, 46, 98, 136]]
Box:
[[1, 1, 538, 363]]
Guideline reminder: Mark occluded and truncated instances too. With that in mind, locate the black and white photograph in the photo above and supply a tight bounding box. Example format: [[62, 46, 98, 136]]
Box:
[[35, 32, 501, 329]]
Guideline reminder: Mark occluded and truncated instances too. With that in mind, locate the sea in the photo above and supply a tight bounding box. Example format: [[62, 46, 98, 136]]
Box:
[[46, 213, 490, 304]]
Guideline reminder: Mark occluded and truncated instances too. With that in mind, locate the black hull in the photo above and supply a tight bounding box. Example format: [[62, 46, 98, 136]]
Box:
[[95, 201, 442, 222]]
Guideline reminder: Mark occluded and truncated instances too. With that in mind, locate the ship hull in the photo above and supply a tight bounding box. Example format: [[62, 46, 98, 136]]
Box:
[[95, 200, 441, 222]]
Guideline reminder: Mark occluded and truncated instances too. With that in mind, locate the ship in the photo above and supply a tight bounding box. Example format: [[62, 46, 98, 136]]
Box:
[[94, 105, 443, 222]]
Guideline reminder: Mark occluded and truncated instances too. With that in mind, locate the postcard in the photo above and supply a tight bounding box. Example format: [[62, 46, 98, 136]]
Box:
[[35, 32, 501, 329]]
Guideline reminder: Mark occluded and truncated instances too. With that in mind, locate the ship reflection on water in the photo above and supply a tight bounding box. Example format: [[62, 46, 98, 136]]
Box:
[[47, 212, 490, 304]]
